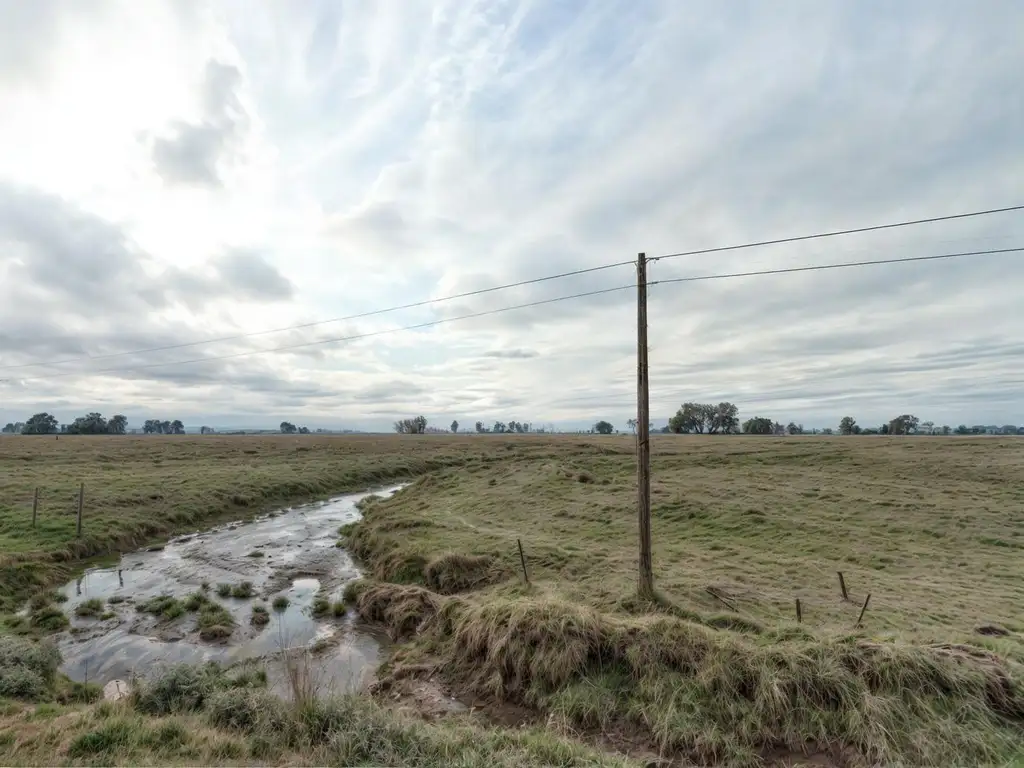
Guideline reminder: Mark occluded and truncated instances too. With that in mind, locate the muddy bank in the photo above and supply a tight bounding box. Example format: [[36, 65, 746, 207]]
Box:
[[54, 485, 405, 696]]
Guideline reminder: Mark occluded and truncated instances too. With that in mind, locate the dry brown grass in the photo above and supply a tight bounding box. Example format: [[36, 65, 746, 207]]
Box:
[[349, 435, 1024, 639], [0, 434, 485, 611], [343, 435, 1024, 765]]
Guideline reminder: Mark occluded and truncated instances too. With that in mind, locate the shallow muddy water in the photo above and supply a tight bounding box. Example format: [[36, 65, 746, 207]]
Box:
[[54, 485, 404, 696]]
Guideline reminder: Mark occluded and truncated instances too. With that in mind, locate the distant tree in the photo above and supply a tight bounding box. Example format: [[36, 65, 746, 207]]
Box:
[[474, 421, 486, 433], [170, 420, 185, 435], [880, 423, 890, 435], [143, 419, 158, 434], [280, 421, 297, 434], [941, 425, 951, 435], [1, 423, 15, 434], [450, 420, 459, 434], [492, 421, 506, 434], [393, 415, 428, 434], [22, 412, 59, 435], [594, 420, 614, 435], [742, 416, 774, 435], [861, 427, 879, 435], [822, 427, 834, 435], [920, 421, 935, 435], [786, 422, 804, 435], [298, 426, 310, 434], [954, 425, 969, 435], [1001, 424, 1018, 435], [626, 418, 638, 435], [711, 403, 740, 434], [668, 402, 704, 434], [838, 416, 857, 435], [107, 415, 128, 435], [199, 426, 211, 435], [159, 420, 171, 434], [888, 414, 919, 435]]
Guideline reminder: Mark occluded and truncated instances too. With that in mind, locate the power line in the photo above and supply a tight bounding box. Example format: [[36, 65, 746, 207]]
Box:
[[3, 242, 1018, 385], [0, 260, 635, 372], [1, 284, 635, 383], [651, 204, 1024, 263], [3, 202, 1020, 374], [649, 246, 1023, 287]]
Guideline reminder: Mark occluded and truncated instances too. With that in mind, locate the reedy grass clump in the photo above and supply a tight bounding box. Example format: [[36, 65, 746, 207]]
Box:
[[356, 583, 1024, 767]]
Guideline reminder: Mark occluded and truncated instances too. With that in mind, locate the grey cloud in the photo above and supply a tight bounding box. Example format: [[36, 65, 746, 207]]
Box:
[[481, 348, 537, 359], [151, 60, 247, 188], [213, 249, 295, 301], [348, 379, 430, 403]]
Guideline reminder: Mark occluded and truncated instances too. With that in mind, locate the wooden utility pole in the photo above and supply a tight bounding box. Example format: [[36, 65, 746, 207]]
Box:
[[636, 252, 654, 598]]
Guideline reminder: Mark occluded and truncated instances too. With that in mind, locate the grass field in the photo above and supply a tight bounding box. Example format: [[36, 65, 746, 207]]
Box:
[[1, 434, 1023, 765], [0, 434, 478, 611]]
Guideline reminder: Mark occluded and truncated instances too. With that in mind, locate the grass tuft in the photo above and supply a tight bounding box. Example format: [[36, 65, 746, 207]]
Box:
[[272, 595, 289, 611], [231, 581, 255, 599], [74, 597, 105, 618]]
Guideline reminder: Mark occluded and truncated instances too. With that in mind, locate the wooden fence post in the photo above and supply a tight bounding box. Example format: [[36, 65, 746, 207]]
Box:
[[837, 571, 849, 601], [795, 598, 802, 624], [32, 487, 39, 528], [856, 593, 871, 627], [76, 483, 84, 538], [516, 539, 529, 584]]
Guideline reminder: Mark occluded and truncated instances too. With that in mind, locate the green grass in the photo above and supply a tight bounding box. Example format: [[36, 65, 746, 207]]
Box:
[[196, 604, 236, 642], [230, 581, 254, 599], [137, 595, 185, 621], [249, 605, 269, 626], [3, 434, 1023, 764], [342, 436, 1024, 766], [0, 434, 476, 613], [0, 664, 635, 767], [73, 598, 104, 618]]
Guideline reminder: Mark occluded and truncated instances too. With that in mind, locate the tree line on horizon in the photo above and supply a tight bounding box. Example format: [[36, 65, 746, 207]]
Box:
[[4, 407, 1022, 438]]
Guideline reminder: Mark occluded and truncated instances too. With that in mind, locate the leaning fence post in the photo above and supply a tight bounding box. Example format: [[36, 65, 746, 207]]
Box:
[[76, 483, 84, 538], [516, 538, 529, 584], [856, 593, 871, 627], [837, 571, 849, 601], [32, 487, 39, 528]]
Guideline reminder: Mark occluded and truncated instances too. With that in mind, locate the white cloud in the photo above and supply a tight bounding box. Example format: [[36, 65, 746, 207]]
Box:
[[1, 0, 1023, 432]]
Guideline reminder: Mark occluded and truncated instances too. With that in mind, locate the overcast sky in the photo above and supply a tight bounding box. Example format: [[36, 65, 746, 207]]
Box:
[[1, 0, 1023, 432]]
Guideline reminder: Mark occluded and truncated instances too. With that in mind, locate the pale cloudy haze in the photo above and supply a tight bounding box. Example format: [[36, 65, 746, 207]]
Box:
[[1, 0, 1023, 432]]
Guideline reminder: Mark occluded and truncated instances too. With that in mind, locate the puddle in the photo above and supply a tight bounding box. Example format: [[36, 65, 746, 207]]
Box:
[[53, 485, 404, 697]]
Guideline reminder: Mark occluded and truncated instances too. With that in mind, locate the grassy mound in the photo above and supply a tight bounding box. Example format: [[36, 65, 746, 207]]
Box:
[[356, 583, 1024, 766], [0, 659, 637, 766]]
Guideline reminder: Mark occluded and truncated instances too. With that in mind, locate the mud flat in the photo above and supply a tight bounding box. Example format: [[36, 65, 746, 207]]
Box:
[[52, 485, 405, 695]]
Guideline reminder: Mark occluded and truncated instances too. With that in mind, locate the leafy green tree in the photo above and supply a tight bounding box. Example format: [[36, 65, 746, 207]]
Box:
[[170, 420, 185, 435], [298, 426, 310, 434], [786, 422, 803, 435], [22, 413, 59, 434], [838, 416, 857, 435], [67, 412, 108, 435], [280, 421, 297, 434], [742, 417, 774, 434], [668, 402, 704, 433], [450, 420, 459, 434], [475, 421, 486, 433], [107, 415, 127, 434], [594, 420, 614, 435], [1, 423, 15, 433]]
